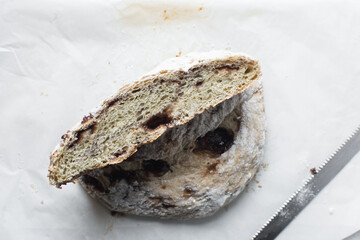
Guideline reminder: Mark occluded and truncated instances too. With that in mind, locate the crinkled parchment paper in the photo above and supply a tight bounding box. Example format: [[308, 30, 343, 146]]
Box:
[[1, 0, 360, 239]]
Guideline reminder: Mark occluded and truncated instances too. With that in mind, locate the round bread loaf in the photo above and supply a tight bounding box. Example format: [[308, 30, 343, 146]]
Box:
[[48, 51, 262, 187], [80, 79, 265, 219]]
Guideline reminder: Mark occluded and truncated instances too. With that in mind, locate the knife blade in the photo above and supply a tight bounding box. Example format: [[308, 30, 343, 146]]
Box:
[[252, 125, 360, 240]]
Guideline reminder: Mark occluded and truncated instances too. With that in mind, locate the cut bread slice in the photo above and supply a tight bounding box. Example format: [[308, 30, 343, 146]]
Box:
[[48, 51, 261, 187]]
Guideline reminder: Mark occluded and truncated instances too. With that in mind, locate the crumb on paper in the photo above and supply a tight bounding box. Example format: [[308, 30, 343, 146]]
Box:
[[90, 80, 96, 86], [255, 180, 259, 184], [163, 10, 169, 21], [41, 200, 44, 205], [199, 7, 203, 11], [310, 167, 317, 175], [30, 184, 35, 189], [104, 221, 114, 235], [40, 92, 48, 96], [258, 185, 262, 188], [176, 51, 182, 57], [262, 163, 269, 169]]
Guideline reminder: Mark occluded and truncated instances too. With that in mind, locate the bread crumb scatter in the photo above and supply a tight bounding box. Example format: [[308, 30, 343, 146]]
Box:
[[262, 163, 269, 169], [163, 10, 169, 21], [104, 221, 114, 235], [310, 167, 317, 175], [176, 51, 182, 57]]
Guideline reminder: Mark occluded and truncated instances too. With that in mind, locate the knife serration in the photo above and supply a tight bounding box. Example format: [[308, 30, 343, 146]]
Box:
[[252, 125, 360, 240]]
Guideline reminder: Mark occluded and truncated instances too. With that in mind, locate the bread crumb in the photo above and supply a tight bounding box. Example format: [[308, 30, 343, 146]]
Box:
[[41, 200, 44, 205], [258, 185, 262, 188], [310, 167, 317, 175], [262, 163, 269, 169], [163, 10, 169, 21], [255, 180, 259, 184], [176, 51, 182, 57], [30, 184, 35, 189], [104, 221, 114, 235], [199, 7, 203, 11]]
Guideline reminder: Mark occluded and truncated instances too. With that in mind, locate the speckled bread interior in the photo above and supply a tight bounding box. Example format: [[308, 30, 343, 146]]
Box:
[[48, 52, 261, 187], [80, 79, 265, 219]]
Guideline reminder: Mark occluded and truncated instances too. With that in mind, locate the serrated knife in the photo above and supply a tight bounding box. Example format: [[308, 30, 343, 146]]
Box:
[[252, 125, 360, 240]]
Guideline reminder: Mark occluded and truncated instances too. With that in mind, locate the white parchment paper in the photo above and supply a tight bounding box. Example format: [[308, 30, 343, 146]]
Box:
[[1, 0, 360, 239]]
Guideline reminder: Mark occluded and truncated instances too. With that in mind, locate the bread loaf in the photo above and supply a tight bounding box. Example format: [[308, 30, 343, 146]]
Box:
[[48, 51, 262, 188]]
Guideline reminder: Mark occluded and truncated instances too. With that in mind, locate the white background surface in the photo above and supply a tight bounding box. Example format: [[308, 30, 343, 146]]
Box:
[[1, 0, 360, 239]]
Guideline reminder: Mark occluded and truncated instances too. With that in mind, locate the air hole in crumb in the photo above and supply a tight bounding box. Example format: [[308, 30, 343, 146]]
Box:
[[160, 95, 169, 101], [193, 127, 235, 155], [183, 187, 196, 199], [113, 149, 126, 157], [245, 66, 253, 74], [142, 160, 170, 177], [251, 74, 258, 80], [132, 88, 140, 93], [195, 80, 204, 87], [82, 175, 108, 193], [162, 202, 176, 209], [108, 167, 137, 184]]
